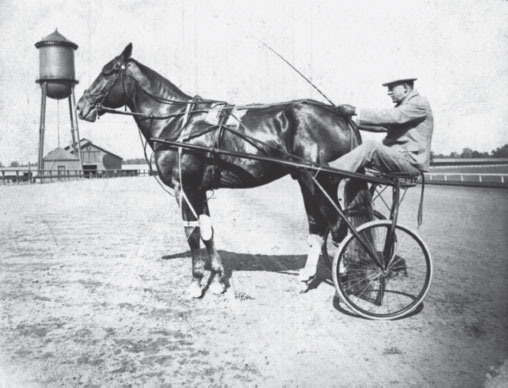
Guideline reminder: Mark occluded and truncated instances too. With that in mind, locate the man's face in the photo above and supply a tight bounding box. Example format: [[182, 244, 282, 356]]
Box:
[[387, 83, 408, 103]]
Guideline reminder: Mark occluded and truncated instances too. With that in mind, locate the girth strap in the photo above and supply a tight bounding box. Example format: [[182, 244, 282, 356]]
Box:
[[182, 95, 201, 129], [211, 104, 234, 188]]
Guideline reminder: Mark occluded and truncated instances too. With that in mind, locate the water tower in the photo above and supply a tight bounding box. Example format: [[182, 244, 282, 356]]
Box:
[[35, 29, 82, 170]]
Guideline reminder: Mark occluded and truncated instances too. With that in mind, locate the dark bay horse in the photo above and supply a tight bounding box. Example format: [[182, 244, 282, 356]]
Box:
[[77, 43, 372, 297]]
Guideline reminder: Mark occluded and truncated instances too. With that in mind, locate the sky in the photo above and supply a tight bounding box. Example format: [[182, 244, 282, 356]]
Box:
[[0, 0, 507, 164]]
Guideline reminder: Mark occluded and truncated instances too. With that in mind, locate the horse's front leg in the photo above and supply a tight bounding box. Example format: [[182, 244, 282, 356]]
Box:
[[179, 188, 225, 297], [178, 188, 206, 298], [199, 202, 226, 295]]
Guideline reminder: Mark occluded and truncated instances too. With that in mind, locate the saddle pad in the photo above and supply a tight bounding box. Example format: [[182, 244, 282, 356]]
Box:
[[204, 103, 225, 126], [226, 107, 248, 129], [204, 103, 248, 130]]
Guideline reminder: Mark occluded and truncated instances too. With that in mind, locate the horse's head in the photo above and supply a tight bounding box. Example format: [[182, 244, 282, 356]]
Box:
[[77, 43, 133, 122]]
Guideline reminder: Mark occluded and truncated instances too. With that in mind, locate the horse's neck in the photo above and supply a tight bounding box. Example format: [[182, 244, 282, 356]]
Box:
[[126, 62, 191, 139]]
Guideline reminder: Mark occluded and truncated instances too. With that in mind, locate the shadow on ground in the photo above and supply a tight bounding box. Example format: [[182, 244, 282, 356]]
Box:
[[162, 249, 334, 289]]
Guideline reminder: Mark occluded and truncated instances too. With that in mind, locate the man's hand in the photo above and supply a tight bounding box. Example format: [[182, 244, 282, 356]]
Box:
[[336, 104, 356, 116]]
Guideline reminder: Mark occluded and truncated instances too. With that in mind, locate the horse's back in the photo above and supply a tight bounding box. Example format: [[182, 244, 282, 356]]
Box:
[[239, 99, 356, 164]]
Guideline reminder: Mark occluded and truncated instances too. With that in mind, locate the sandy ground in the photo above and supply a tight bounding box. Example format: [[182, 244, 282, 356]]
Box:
[[0, 176, 507, 387]]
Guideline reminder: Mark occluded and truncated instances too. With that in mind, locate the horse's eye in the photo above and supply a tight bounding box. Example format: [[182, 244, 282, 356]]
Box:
[[102, 68, 115, 77]]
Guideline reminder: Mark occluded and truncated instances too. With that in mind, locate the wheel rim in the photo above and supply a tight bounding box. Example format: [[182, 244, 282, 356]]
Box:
[[333, 220, 432, 320]]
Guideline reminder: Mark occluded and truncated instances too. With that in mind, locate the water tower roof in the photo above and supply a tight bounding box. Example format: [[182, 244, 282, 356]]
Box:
[[35, 29, 78, 49]]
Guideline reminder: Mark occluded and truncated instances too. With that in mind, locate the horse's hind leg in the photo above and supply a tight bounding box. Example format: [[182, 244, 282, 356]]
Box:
[[298, 175, 344, 289], [200, 202, 226, 295], [297, 178, 328, 287]]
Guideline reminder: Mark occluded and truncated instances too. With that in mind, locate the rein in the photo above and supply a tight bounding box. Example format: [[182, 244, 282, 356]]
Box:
[[96, 104, 209, 121], [87, 61, 360, 159], [87, 63, 363, 189]]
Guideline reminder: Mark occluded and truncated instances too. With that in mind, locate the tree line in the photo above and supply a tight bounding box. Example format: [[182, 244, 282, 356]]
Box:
[[432, 144, 508, 159]]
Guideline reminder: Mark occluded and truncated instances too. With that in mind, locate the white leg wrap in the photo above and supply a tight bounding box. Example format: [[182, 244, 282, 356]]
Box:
[[338, 179, 347, 206], [199, 214, 213, 241], [299, 234, 324, 282]]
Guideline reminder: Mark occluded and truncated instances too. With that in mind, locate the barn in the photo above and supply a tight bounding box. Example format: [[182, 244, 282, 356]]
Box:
[[43, 147, 81, 172], [65, 138, 123, 173]]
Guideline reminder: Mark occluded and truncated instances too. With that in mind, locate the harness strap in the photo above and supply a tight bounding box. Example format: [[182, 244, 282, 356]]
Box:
[[223, 121, 269, 155], [98, 105, 209, 122], [210, 104, 234, 188], [180, 126, 219, 143], [417, 172, 425, 227], [182, 95, 201, 129], [178, 147, 199, 220], [215, 105, 233, 149], [182, 101, 193, 127], [183, 220, 200, 228]]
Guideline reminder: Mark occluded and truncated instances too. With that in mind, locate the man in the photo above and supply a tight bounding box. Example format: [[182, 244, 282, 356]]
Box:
[[335, 77, 434, 174], [298, 77, 434, 288]]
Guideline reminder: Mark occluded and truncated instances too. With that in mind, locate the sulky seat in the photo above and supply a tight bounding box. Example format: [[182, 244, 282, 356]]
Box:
[[364, 169, 420, 188]]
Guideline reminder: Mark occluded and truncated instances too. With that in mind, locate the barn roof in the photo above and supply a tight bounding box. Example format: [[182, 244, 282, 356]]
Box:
[[65, 138, 123, 160], [44, 147, 79, 161]]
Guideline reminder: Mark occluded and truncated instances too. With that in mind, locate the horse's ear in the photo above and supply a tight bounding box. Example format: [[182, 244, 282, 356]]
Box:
[[120, 43, 133, 61]]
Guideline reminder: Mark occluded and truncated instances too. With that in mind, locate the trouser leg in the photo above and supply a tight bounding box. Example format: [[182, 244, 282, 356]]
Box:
[[335, 140, 420, 174]]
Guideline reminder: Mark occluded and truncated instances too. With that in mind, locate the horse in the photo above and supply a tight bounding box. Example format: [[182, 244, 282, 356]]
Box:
[[77, 43, 373, 298]]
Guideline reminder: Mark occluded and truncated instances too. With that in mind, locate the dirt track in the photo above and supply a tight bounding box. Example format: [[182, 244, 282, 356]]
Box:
[[1, 177, 507, 386]]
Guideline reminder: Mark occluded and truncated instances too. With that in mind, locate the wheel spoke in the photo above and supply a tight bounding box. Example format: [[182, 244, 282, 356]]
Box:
[[343, 270, 382, 294], [333, 220, 432, 320]]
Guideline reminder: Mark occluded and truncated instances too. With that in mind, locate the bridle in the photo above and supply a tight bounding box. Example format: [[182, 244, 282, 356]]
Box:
[[82, 62, 128, 116], [82, 60, 213, 124]]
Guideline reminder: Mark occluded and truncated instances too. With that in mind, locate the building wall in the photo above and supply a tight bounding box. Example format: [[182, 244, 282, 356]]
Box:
[[80, 145, 103, 169], [43, 159, 82, 172], [80, 144, 122, 170]]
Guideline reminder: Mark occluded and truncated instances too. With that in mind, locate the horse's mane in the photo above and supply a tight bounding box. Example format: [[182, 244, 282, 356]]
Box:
[[129, 59, 191, 100]]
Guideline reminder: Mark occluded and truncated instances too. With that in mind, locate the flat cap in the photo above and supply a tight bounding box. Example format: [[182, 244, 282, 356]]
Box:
[[382, 77, 417, 87]]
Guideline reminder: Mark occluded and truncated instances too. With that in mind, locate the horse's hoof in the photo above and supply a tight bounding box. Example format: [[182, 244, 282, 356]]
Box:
[[209, 281, 226, 295], [187, 282, 203, 299], [298, 279, 314, 294], [297, 271, 316, 293], [298, 269, 316, 284]]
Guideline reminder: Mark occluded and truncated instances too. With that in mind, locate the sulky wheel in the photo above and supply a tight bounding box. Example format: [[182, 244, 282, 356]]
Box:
[[332, 220, 432, 320], [322, 210, 385, 269]]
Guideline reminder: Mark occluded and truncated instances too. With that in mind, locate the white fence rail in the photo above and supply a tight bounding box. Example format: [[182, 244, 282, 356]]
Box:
[[1, 169, 507, 188], [0, 169, 154, 185], [425, 173, 508, 188]]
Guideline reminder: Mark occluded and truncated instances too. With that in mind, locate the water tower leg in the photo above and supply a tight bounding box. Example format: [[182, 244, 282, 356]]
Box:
[[69, 86, 82, 166], [68, 95, 78, 155], [38, 82, 47, 171]]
